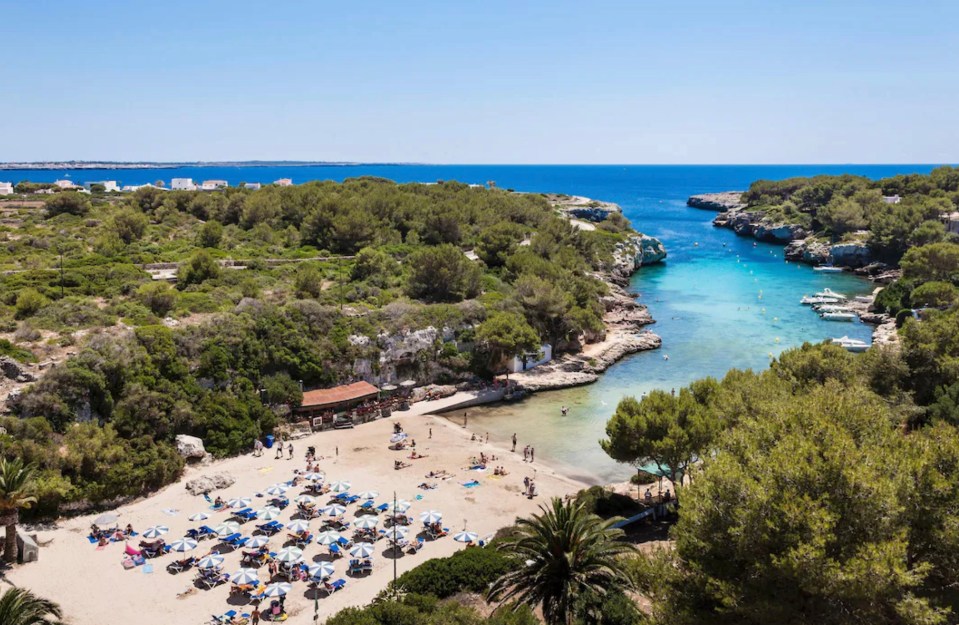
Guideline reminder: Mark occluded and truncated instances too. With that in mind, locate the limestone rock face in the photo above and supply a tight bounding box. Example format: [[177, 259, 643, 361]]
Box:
[[829, 242, 873, 268], [612, 235, 667, 283], [175, 434, 207, 460], [185, 472, 236, 496], [378, 327, 439, 363]]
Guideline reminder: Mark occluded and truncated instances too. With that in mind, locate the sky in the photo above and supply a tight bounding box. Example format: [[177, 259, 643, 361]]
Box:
[[1, 0, 958, 164]]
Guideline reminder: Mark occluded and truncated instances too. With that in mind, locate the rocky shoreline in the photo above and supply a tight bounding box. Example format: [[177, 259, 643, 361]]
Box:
[[687, 192, 899, 282]]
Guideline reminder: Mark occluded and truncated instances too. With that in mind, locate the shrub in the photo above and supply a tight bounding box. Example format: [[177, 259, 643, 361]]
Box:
[[178, 251, 220, 287], [395, 544, 513, 598], [137, 282, 178, 317], [14, 288, 48, 320], [0, 338, 36, 363], [44, 192, 90, 217]]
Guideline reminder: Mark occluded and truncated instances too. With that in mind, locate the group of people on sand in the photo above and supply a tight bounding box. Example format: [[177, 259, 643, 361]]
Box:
[[522, 445, 535, 462], [90, 523, 135, 546], [492, 466, 509, 476], [522, 476, 538, 499]]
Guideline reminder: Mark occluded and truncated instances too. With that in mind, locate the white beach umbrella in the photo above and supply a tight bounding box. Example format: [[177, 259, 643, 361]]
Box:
[[168, 538, 198, 552], [387, 500, 411, 513], [329, 480, 351, 493], [454, 531, 478, 543], [356, 490, 379, 500], [229, 497, 252, 509], [230, 568, 260, 586], [262, 582, 292, 598], [265, 484, 289, 496], [142, 525, 169, 539], [294, 495, 316, 505], [322, 504, 347, 517], [188, 512, 209, 522], [214, 522, 240, 536], [256, 506, 282, 521], [419, 510, 443, 524], [314, 530, 342, 546], [246, 535, 270, 549], [307, 562, 335, 580], [354, 515, 379, 529], [94, 512, 119, 526], [197, 554, 225, 569], [349, 542, 375, 558], [274, 547, 303, 564], [383, 526, 408, 541], [286, 520, 310, 534], [303, 472, 325, 482], [389, 433, 407, 444]]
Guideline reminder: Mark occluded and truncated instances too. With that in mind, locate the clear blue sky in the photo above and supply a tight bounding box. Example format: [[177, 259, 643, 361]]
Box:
[[2, 0, 957, 164]]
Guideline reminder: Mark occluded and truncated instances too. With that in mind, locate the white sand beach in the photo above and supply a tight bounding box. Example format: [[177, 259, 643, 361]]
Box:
[[5, 410, 584, 625]]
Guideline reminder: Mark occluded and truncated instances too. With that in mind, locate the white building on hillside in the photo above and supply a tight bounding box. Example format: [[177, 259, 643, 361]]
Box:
[[274, 178, 293, 187], [85, 181, 119, 192], [54, 179, 77, 189], [200, 180, 228, 191], [171, 178, 197, 191], [507, 344, 553, 374], [243, 182, 262, 190], [883, 195, 902, 204], [0, 182, 13, 195]]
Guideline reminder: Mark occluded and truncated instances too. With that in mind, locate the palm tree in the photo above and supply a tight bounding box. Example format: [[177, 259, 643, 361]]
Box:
[[488, 497, 636, 625], [0, 587, 63, 625], [0, 458, 37, 563]]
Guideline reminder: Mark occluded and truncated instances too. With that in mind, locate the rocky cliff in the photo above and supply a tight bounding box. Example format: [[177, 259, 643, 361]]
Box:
[[611, 234, 668, 284], [687, 192, 746, 212], [695, 191, 881, 271]]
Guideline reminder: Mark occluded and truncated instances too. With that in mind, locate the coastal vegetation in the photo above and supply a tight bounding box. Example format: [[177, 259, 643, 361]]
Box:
[[603, 307, 959, 623], [0, 587, 64, 625], [0, 179, 646, 516]]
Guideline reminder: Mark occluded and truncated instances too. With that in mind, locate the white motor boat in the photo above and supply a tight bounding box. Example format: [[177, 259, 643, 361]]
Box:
[[814, 304, 853, 313], [801, 296, 841, 305], [821, 311, 857, 322], [813, 265, 844, 273], [831, 336, 869, 352], [854, 295, 872, 304], [814, 288, 847, 300]]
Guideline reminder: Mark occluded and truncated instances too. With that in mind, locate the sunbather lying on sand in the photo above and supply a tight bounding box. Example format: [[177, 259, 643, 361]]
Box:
[[417, 482, 438, 490]]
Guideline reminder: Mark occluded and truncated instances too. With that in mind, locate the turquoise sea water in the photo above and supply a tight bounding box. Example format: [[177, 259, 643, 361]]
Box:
[[9, 164, 947, 482]]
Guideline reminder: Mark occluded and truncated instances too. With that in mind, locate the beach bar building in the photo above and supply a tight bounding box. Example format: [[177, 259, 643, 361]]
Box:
[[295, 381, 380, 427]]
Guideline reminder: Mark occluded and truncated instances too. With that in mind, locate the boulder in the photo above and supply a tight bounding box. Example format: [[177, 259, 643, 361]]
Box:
[[175, 434, 207, 460], [0, 356, 35, 383], [185, 472, 236, 496]]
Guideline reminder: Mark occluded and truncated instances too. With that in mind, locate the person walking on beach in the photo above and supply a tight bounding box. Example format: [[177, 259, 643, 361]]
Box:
[[511, 433, 517, 452], [253, 439, 263, 457], [251, 606, 260, 625], [429, 428, 432, 439], [530, 447, 535, 462], [274, 439, 283, 459], [523, 445, 529, 461], [287, 443, 294, 460], [463, 412, 468, 427]]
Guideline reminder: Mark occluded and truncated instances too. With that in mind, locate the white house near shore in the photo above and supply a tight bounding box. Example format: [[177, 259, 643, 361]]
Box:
[[0, 182, 13, 195], [54, 179, 77, 189], [171, 178, 197, 191], [274, 178, 293, 186], [882, 195, 902, 204], [243, 182, 262, 190], [84, 181, 119, 192], [507, 344, 553, 374], [200, 180, 228, 191]]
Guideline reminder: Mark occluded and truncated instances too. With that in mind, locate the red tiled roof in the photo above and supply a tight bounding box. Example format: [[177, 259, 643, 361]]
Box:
[[300, 381, 379, 409]]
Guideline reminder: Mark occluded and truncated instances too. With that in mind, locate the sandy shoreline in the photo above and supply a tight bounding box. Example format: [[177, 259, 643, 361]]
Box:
[[5, 412, 584, 625]]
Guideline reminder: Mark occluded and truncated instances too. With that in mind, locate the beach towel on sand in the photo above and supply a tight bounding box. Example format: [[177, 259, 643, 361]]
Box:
[[462, 480, 480, 488]]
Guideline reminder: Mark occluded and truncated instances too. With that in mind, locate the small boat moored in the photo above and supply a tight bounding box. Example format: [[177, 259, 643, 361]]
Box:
[[813, 265, 844, 273], [814, 287, 847, 300], [821, 311, 857, 322], [831, 336, 869, 352], [801, 295, 841, 305]]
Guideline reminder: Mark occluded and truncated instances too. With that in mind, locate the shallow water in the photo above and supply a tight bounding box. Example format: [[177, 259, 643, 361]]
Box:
[[11, 163, 942, 482]]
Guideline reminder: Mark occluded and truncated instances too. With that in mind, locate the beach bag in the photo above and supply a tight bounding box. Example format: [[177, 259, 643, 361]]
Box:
[[121, 557, 135, 570]]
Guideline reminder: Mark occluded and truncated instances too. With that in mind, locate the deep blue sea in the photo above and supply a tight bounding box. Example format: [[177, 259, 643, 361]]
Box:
[[8, 164, 945, 482]]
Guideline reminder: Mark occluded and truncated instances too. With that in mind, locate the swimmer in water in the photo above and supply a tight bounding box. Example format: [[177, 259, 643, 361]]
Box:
[[561, 406, 569, 416], [663, 354, 669, 361]]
